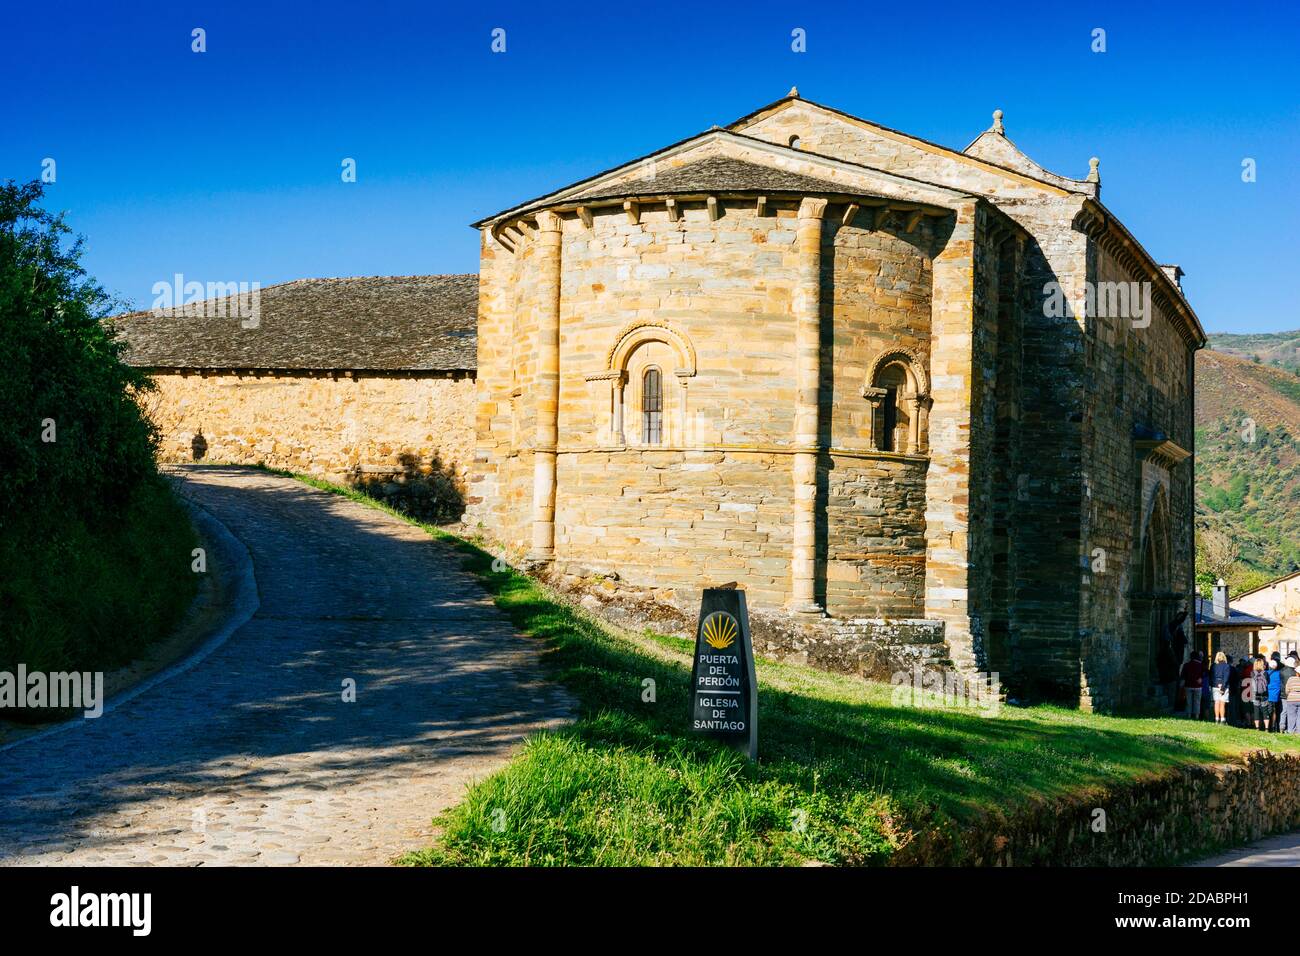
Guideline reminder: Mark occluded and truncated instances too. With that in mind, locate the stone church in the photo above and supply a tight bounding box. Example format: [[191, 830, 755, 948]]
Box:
[[119, 91, 1206, 712]]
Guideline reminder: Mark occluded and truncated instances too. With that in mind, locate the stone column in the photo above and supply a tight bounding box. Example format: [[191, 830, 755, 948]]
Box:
[[925, 201, 979, 669], [904, 394, 921, 454], [612, 373, 626, 445], [790, 197, 828, 615], [529, 210, 563, 563], [915, 394, 932, 454], [862, 386, 886, 449]]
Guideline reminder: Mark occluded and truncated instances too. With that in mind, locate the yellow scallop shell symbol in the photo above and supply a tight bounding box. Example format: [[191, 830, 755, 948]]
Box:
[[702, 612, 738, 650]]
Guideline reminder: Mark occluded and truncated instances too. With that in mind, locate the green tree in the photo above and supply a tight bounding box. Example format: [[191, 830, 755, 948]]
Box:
[[0, 180, 195, 678], [0, 179, 159, 526]]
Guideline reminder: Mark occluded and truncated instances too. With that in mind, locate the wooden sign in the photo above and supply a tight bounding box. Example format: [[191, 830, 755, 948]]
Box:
[[689, 587, 757, 760]]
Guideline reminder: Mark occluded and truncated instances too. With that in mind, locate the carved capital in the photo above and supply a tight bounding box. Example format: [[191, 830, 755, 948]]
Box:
[[535, 210, 563, 234], [798, 196, 830, 220]]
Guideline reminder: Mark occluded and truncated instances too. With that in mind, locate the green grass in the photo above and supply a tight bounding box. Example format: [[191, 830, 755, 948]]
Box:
[[268, 466, 1300, 865], [0, 478, 199, 679]]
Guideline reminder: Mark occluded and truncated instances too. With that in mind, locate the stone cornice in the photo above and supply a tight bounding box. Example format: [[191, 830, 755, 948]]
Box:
[[554, 442, 929, 463], [148, 366, 474, 378], [477, 127, 978, 237], [493, 193, 958, 251], [1073, 199, 1207, 349], [1135, 437, 1192, 469]]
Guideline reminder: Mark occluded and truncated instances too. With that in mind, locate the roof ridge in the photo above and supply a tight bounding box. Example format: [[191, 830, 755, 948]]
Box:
[[474, 125, 976, 227], [730, 93, 1087, 196], [279, 273, 475, 285]]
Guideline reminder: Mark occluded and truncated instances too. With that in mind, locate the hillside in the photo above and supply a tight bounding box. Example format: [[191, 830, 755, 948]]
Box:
[[1207, 329, 1300, 376], [1195, 343, 1300, 587]]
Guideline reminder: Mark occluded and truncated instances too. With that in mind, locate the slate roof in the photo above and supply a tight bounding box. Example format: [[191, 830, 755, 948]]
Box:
[[1194, 595, 1278, 630], [113, 274, 478, 372], [570, 155, 853, 203]]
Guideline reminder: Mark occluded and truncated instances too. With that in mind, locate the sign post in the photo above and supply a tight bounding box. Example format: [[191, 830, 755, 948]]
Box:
[[689, 586, 757, 760]]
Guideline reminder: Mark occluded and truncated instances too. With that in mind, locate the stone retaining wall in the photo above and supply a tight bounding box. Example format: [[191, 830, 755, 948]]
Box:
[[757, 617, 949, 679], [898, 749, 1300, 866], [545, 561, 950, 680]]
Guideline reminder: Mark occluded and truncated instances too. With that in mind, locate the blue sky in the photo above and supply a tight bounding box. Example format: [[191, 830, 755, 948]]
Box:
[[3, 0, 1297, 333]]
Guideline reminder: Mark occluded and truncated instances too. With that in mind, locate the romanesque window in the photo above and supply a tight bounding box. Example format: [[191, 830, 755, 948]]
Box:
[[585, 320, 697, 448], [863, 349, 930, 455], [880, 384, 899, 452], [642, 367, 663, 445]]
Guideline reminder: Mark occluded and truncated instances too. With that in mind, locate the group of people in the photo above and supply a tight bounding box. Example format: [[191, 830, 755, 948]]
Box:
[[1175, 649, 1300, 730]]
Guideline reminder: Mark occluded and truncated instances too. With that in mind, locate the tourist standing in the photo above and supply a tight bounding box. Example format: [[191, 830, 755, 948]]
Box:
[[1181, 651, 1204, 720], [1285, 656, 1300, 735], [1210, 652, 1231, 724], [1268, 658, 1284, 732], [1252, 655, 1271, 731], [1280, 655, 1298, 733]]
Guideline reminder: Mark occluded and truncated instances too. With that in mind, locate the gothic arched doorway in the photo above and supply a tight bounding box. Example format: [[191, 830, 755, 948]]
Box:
[[1130, 485, 1180, 702]]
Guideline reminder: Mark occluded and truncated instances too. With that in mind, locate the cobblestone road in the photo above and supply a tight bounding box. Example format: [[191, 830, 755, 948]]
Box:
[[0, 466, 573, 866]]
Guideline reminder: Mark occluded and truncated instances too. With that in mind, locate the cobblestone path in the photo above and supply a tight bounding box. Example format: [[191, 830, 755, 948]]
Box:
[[0, 466, 572, 866]]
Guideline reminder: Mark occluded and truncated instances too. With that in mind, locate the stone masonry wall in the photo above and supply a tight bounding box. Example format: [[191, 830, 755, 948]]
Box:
[[741, 102, 1094, 698], [475, 196, 938, 617], [555, 448, 795, 610], [898, 750, 1300, 866], [824, 456, 927, 617], [1079, 243, 1197, 712], [144, 370, 475, 489]]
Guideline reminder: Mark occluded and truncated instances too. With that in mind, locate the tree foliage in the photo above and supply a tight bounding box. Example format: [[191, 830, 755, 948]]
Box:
[[0, 180, 161, 527], [0, 181, 195, 677]]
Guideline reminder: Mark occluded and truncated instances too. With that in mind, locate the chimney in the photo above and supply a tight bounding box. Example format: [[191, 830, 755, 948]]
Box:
[[1160, 264, 1184, 291], [1213, 578, 1229, 619]]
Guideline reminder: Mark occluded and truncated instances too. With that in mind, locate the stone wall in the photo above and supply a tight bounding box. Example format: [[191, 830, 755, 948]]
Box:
[[898, 750, 1300, 866], [143, 370, 476, 492], [543, 563, 951, 681], [824, 455, 927, 617], [555, 448, 795, 610], [755, 615, 949, 678], [1077, 240, 1197, 712], [470, 195, 940, 616], [740, 101, 1110, 699]]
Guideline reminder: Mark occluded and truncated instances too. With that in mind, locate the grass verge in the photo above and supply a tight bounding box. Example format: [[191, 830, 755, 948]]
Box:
[[0, 477, 199, 681], [268, 466, 1300, 865]]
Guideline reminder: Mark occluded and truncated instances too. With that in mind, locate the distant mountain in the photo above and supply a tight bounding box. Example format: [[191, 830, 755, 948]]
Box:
[[1195, 339, 1300, 588], [1206, 329, 1300, 378]]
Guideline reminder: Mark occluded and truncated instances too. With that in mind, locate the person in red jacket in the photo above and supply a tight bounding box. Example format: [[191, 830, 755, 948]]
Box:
[[1181, 651, 1205, 719]]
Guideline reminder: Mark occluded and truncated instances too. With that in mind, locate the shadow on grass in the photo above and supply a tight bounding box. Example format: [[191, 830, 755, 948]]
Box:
[[405, 532, 1283, 865]]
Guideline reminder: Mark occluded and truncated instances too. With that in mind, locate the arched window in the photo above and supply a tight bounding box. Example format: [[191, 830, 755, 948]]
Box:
[[863, 349, 930, 455], [585, 320, 697, 448], [642, 367, 663, 444], [880, 386, 898, 452]]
